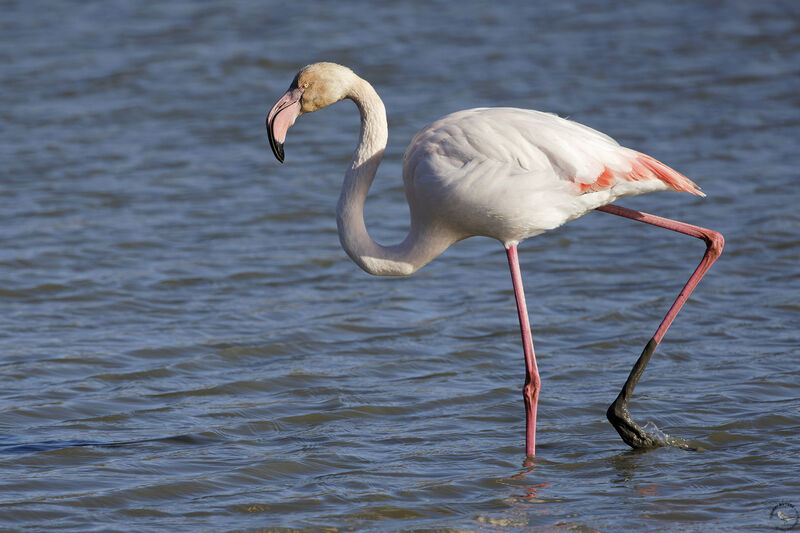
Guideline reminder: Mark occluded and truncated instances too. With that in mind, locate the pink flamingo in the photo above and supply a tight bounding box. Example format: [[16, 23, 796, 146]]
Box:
[[266, 63, 724, 457]]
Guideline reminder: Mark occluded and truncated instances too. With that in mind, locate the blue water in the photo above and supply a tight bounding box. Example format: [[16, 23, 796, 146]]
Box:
[[1, 1, 799, 530]]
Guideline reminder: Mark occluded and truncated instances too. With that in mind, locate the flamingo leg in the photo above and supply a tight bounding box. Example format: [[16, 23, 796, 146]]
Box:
[[506, 245, 541, 457], [595, 204, 724, 449]]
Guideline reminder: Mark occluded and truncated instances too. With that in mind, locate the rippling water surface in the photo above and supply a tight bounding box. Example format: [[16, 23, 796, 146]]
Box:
[[2, 1, 799, 531]]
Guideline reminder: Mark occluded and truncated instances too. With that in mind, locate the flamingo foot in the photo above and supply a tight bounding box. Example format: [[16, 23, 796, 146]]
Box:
[[607, 338, 698, 451], [606, 338, 668, 450], [607, 399, 663, 449], [608, 398, 695, 451]]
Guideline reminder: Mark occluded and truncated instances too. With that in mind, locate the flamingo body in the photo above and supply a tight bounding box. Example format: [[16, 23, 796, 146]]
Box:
[[402, 107, 702, 247]]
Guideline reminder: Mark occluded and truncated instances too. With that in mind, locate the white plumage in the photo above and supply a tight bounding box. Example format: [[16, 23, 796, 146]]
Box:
[[267, 63, 702, 274], [403, 107, 689, 247], [266, 62, 721, 457]]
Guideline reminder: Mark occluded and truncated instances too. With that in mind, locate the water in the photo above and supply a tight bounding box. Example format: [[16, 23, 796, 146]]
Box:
[[1, 0, 799, 530]]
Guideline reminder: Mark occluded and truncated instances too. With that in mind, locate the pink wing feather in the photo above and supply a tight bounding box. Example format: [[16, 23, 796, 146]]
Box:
[[577, 152, 705, 197], [406, 108, 704, 199]]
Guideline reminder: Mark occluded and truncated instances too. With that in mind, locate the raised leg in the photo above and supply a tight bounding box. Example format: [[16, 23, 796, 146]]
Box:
[[506, 245, 541, 457], [596, 204, 724, 449]]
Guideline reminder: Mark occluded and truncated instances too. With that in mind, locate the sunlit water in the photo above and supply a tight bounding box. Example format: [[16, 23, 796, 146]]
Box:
[[2, 1, 799, 531]]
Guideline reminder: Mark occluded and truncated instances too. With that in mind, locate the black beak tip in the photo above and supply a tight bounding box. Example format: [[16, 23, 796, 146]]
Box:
[[266, 117, 286, 163]]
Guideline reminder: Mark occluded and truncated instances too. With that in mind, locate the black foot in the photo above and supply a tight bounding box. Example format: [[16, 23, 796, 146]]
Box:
[[607, 396, 663, 449], [607, 337, 665, 450]]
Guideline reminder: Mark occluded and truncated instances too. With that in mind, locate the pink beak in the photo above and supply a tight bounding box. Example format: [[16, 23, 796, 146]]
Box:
[[266, 87, 303, 163]]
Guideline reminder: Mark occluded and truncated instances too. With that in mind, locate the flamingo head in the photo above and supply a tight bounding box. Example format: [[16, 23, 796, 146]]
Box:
[[266, 62, 356, 163]]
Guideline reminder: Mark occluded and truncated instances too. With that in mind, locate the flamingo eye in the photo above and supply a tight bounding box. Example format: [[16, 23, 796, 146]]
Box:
[[302, 82, 309, 89]]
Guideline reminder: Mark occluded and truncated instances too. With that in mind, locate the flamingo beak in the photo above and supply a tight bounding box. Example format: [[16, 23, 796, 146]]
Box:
[[266, 86, 303, 163]]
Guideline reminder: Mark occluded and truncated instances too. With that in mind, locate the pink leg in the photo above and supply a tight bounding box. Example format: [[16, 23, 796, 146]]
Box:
[[596, 204, 724, 449], [506, 245, 541, 457]]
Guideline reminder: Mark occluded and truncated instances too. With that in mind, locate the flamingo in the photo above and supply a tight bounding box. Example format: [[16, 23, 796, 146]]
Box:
[[266, 62, 724, 457]]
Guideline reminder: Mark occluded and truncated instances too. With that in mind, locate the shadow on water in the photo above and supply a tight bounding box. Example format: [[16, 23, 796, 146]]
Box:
[[0, 434, 212, 455]]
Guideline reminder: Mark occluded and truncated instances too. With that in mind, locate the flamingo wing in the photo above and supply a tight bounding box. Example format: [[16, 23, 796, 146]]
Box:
[[405, 107, 702, 197], [401, 107, 703, 244]]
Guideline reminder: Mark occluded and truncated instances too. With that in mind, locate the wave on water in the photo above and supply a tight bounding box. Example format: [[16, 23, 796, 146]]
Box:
[[641, 421, 700, 451]]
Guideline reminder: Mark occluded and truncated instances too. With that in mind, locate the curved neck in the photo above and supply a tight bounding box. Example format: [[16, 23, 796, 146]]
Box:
[[336, 77, 452, 276]]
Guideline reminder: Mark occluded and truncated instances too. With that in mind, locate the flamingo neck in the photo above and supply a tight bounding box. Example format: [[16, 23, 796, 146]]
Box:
[[336, 77, 452, 276]]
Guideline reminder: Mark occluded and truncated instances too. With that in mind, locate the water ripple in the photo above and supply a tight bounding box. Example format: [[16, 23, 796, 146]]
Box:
[[1, 0, 799, 531]]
